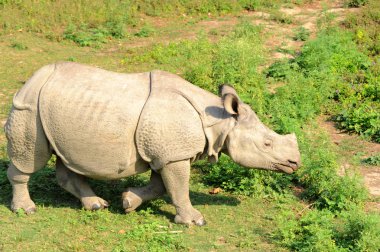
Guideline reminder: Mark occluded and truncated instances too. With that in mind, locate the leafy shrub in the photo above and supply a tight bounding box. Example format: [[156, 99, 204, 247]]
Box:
[[296, 133, 367, 212], [63, 21, 127, 47], [345, 0, 369, 7], [362, 154, 380, 166], [63, 23, 108, 47], [198, 155, 292, 196], [295, 29, 370, 77], [238, 0, 281, 11], [134, 24, 155, 38], [274, 209, 339, 251], [10, 42, 27, 50], [336, 99, 380, 141], [293, 27, 310, 41], [275, 208, 380, 251]]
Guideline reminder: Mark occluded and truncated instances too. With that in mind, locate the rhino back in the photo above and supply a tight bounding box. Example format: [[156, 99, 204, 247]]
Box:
[[39, 62, 150, 179]]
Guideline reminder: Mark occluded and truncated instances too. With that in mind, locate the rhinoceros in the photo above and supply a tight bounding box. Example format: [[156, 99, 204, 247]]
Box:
[[5, 62, 301, 225]]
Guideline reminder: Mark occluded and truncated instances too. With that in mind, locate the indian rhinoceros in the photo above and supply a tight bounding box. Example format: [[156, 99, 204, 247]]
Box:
[[5, 62, 301, 225]]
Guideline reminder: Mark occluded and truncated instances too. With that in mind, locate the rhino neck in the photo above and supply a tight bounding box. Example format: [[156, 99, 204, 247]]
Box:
[[203, 116, 236, 163]]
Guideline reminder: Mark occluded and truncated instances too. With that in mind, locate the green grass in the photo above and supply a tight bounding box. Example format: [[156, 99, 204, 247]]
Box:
[[0, 0, 307, 47]]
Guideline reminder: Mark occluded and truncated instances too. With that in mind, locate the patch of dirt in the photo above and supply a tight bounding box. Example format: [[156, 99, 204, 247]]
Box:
[[318, 116, 380, 200], [318, 116, 380, 156], [280, 6, 303, 16]]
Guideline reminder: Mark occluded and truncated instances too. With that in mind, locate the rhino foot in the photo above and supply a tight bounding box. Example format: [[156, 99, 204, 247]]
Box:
[[122, 190, 143, 213], [81, 196, 109, 211], [11, 199, 36, 215], [174, 207, 206, 226]]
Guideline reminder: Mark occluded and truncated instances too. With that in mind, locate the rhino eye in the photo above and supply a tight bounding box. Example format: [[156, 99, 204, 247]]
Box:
[[264, 139, 272, 147]]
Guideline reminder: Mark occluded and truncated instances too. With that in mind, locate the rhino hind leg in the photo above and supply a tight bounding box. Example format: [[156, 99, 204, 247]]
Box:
[[5, 107, 52, 214], [7, 164, 37, 214], [122, 171, 166, 213], [55, 158, 109, 210], [160, 160, 206, 226]]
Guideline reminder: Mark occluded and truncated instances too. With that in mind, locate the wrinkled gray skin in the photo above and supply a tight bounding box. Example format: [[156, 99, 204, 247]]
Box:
[[5, 62, 301, 226]]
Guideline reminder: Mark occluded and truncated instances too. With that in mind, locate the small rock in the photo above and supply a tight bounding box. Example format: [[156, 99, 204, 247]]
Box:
[[209, 187, 222, 194]]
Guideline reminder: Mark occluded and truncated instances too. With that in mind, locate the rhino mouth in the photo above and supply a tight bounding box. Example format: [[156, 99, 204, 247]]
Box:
[[274, 161, 299, 174]]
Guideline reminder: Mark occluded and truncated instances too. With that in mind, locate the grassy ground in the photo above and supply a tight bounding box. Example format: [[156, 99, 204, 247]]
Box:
[[0, 166, 295, 251], [0, 0, 379, 251]]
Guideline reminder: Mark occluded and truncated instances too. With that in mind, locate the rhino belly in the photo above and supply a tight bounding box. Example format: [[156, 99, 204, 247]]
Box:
[[39, 63, 151, 179]]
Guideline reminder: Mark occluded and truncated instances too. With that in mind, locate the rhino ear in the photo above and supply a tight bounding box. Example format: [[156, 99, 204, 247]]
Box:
[[219, 85, 240, 115]]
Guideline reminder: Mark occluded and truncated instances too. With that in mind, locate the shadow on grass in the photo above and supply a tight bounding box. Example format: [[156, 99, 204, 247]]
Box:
[[0, 158, 240, 217]]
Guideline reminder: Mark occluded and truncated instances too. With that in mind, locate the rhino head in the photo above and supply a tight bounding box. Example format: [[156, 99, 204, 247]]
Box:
[[220, 85, 301, 173]]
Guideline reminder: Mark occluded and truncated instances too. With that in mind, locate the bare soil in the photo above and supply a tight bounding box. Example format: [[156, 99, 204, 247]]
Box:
[[318, 116, 380, 200]]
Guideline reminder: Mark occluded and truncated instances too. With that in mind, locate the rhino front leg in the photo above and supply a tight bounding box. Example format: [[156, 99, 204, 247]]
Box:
[[55, 158, 108, 210], [122, 171, 166, 213], [160, 160, 206, 226]]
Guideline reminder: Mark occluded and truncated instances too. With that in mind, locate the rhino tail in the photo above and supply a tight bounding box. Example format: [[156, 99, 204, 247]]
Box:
[[12, 63, 57, 111]]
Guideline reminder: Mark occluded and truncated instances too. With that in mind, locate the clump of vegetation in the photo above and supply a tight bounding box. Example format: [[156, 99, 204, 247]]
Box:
[[10, 42, 28, 50], [362, 154, 380, 166], [198, 155, 292, 197], [269, 10, 293, 24], [344, 0, 369, 7], [275, 207, 380, 251], [134, 24, 155, 38], [293, 26, 310, 41], [63, 22, 126, 47], [239, 0, 311, 11]]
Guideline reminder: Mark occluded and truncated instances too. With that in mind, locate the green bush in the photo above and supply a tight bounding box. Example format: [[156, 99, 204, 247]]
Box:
[[293, 27, 310, 41], [63, 24, 112, 47], [362, 154, 380, 166], [198, 155, 292, 196], [275, 208, 380, 251], [10, 41, 28, 50], [345, 0, 369, 7], [134, 24, 155, 38]]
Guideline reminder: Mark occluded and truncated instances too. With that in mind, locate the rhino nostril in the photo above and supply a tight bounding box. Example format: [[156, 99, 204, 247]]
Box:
[[288, 160, 299, 167]]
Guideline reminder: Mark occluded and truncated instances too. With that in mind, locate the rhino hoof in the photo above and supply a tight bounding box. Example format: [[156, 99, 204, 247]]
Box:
[[91, 203, 101, 211], [25, 207, 37, 215], [122, 190, 143, 213], [11, 200, 37, 215], [81, 197, 109, 211], [194, 218, 206, 226]]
